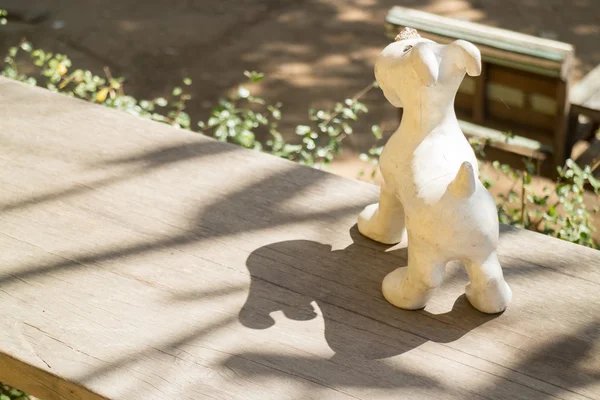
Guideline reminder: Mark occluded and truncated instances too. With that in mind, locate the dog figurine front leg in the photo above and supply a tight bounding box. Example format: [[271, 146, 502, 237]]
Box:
[[358, 183, 407, 245]]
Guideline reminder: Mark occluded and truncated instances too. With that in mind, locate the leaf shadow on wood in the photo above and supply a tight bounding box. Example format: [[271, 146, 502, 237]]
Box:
[[0, 175, 364, 291], [0, 139, 239, 213], [484, 318, 600, 399]]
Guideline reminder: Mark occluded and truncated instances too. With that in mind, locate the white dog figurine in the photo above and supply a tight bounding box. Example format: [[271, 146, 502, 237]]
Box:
[[358, 28, 511, 314]]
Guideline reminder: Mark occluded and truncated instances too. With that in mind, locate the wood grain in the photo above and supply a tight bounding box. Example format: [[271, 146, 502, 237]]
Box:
[[0, 77, 599, 400]]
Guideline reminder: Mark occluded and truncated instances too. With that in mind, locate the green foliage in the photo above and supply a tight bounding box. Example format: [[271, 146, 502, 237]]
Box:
[[199, 77, 376, 168], [0, 383, 36, 400], [3, 41, 193, 129], [489, 158, 599, 248]]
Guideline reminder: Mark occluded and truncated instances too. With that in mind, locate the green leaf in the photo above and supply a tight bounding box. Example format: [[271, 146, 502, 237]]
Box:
[[524, 159, 536, 175], [7, 387, 23, 397], [283, 143, 302, 153], [268, 106, 281, 120], [247, 95, 265, 105], [237, 86, 250, 99], [371, 125, 382, 140], [341, 123, 353, 134], [588, 174, 600, 191], [342, 108, 357, 120], [151, 113, 166, 122], [175, 112, 191, 129], [20, 41, 32, 52], [243, 70, 264, 82], [295, 125, 311, 136], [183, 77, 192, 86], [317, 148, 329, 158], [303, 137, 316, 150], [172, 87, 183, 96]]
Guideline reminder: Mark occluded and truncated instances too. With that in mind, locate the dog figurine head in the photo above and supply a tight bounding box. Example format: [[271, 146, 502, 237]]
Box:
[[375, 27, 482, 108]]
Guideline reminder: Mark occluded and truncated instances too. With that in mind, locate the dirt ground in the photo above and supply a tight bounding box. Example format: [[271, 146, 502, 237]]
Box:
[[2, 0, 600, 236]]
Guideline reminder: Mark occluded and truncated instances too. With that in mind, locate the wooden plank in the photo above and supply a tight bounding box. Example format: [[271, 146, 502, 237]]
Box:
[[458, 120, 551, 160], [571, 63, 600, 106], [386, 7, 574, 63], [487, 64, 559, 98], [454, 92, 473, 112], [575, 137, 600, 170], [554, 79, 571, 167], [583, 91, 600, 113], [571, 102, 600, 122], [487, 100, 556, 131], [473, 64, 487, 124], [385, 7, 574, 80], [0, 77, 599, 400], [385, 26, 566, 79]]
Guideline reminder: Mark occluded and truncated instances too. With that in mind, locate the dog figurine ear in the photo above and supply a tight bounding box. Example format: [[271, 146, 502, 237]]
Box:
[[410, 43, 439, 87], [450, 40, 482, 76]]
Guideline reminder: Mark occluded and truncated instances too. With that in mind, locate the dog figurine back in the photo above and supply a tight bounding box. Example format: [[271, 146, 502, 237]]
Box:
[[358, 28, 511, 314]]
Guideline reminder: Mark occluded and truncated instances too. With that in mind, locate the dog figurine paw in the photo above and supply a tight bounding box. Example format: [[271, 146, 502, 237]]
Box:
[[359, 28, 511, 314]]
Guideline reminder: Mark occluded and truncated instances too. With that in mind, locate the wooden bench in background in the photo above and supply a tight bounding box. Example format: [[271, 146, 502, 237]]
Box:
[[1, 78, 599, 399], [569, 64, 600, 176], [386, 6, 575, 175]]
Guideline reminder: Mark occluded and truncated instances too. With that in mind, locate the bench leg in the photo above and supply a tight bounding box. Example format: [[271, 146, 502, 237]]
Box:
[[564, 113, 580, 163]]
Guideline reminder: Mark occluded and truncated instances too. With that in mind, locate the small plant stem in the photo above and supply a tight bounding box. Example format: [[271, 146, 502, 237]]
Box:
[[170, 94, 189, 126], [104, 66, 124, 96], [321, 81, 376, 127], [497, 174, 518, 211], [530, 199, 561, 230]]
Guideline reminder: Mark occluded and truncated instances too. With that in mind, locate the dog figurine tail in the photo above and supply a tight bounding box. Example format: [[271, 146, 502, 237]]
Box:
[[448, 161, 476, 198]]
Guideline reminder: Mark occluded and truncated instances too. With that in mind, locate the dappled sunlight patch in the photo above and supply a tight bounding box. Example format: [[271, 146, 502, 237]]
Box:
[[338, 8, 372, 22], [573, 24, 600, 35]]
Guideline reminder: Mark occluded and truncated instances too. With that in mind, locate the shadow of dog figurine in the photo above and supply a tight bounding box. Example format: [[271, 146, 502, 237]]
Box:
[[239, 227, 499, 360], [358, 28, 511, 314]]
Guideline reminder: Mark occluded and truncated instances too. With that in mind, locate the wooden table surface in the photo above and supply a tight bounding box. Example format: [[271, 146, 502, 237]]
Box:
[[0, 77, 599, 400]]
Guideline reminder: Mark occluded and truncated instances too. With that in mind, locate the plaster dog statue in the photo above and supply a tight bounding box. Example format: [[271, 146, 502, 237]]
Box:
[[358, 28, 511, 314]]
